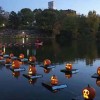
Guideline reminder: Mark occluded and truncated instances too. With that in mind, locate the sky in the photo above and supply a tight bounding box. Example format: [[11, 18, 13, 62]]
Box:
[[0, 0, 100, 15]]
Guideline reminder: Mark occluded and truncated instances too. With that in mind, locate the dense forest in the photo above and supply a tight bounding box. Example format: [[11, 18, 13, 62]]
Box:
[[1, 7, 100, 41]]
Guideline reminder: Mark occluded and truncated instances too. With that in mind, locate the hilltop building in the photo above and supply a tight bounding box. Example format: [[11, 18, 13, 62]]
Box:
[[48, 1, 54, 9]]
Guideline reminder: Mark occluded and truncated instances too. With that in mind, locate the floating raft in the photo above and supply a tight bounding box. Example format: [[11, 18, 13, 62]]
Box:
[[23, 74, 43, 79], [10, 67, 25, 72], [5, 63, 12, 66], [40, 65, 55, 69], [42, 82, 67, 92], [3, 54, 9, 58], [0, 59, 5, 62], [28, 62, 38, 65], [11, 56, 17, 60], [60, 69, 79, 74], [21, 58, 28, 62], [91, 73, 100, 78]]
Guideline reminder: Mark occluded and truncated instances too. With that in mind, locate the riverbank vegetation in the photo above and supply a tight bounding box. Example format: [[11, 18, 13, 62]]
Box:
[[1, 7, 100, 41]]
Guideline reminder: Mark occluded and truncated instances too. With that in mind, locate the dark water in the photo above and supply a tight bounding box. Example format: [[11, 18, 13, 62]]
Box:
[[0, 38, 100, 100]]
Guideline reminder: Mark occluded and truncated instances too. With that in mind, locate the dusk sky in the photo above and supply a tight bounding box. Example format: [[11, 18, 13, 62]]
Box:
[[0, 0, 100, 15]]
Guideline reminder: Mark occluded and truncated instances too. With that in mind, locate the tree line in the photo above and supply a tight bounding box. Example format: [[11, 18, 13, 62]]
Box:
[[1, 7, 100, 41]]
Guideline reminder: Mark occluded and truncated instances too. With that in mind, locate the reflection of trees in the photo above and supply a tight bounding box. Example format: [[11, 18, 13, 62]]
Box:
[[2, 38, 98, 66], [77, 40, 97, 66]]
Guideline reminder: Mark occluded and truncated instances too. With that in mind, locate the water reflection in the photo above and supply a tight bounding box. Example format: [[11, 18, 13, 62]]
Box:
[[44, 68, 51, 73], [0, 38, 100, 100], [12, 71, 20, 78], [28, 79, 37, 85], [96, 78, 100, 87], [65, 73, 72, 79]]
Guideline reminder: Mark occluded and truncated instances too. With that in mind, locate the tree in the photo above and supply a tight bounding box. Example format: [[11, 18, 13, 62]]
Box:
[[8, 11, 19, 29]]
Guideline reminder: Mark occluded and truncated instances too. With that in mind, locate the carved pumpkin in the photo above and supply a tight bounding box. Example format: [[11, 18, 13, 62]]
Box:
[[5, 57, 11, 64], [66, 63, 72, 71], [44, 68, 51, 73], [12, 71, 20, 78], [29, 56, 36, 62], [0, 56, 3, 60], [12, 60, 20, 69], [28, 65, 36, 75], [10, 53, 14, 57], [43, 59, 51, 67], [96, 79, 100, 87], [82, 84, 96, 100], [19, 53, 24, 59], [97, 67, 100, 76], [65, 73, 72, 79], [0, 50, 2, 53], [51, 75, 58, 85], [0, 50, 3, 55]]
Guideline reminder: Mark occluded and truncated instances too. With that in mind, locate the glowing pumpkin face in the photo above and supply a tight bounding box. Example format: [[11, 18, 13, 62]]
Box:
[[66, 63, 72, 71], [82, 85, 96, 100], [29, 56, 36, 62], [97, 67, 100, 76], [12, 60, 20, 69], [51, 75, 58, 85], [28, 65, 36, 75], [19, 54, 24, 59], [43, 59, 51, 66], [10, 53, 14, 57], [12, 71, 20, 78], [5, 57, 11, 64]]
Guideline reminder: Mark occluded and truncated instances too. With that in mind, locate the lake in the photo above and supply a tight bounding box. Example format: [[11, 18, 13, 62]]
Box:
[[0, 38, 100, 100]]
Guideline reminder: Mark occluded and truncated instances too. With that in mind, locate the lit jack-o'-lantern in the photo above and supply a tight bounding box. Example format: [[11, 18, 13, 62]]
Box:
[[10, 53, 14, 57], [5, 57, 11, 64], [29, 56, 36, 62], [66, 63, 72, 71], [96, 79, 100, 87], [44, 68, 51, 73], [0, 56, 3, 60], [12, 71, 20, 78], [82, 84, 96, 100], [0, 50, 2, 53], [43, 59, 51, 67], [65, 73, 72, 79], [51, 75, 58, 85], [19, 53, 24, 59], [12, 60, 20, 69], [28, 65, 36, 75], [0, 50, 3, 55], [97, 67, 100, 76]]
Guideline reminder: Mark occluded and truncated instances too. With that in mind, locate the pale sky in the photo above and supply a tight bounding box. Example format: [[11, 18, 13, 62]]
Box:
[[0, 0, 100, 15]]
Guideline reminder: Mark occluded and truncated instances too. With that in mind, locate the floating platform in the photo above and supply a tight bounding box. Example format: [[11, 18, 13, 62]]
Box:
[[10, 67, 25, 72], [5, 63, 12, 66], [11, 56, 17, 60], [0, 59, 5, 62], [23, 74, 43, 79], [21, 58, 28, 62], [42, 82, 67, 92], [3, 55, 9, 58], [40, 65, 55, 69], [60, 69, 79, 74], [91, 73, 100, 79]]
